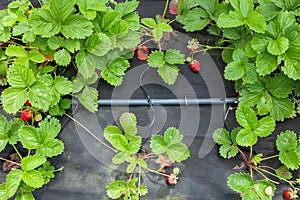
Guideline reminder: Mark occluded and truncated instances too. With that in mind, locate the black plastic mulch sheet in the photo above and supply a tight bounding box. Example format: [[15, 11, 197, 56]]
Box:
[[0, 1, 299, 199]]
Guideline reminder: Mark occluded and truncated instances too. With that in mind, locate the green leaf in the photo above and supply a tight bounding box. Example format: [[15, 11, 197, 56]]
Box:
[[21, 155, 46, 171], [76, 86, 98, 112], [76, 0, 107, 19], [22, 170, 44, 188], [212, 128, 231, 145], [61, 15, 94, 39], [147, 51, 165, 68], [119, 112, 137, 136], [252, 153, 263, 165], [150, 135, 167, 154], [164, 127, 183, 145], [54, 49, 71, 66], [236, 106, 257, 130], [28, 82, 52, 110], [15, 192, 34, 200], [183, 8, 210, 32], [18, 126, 39, 149], [127, 136, 141, 154], [1, 87, 27, 114], [5, 46, 27, 58], [152, 28, 163, 42], [109, 134, 128, 151], [7, 64, 36, 88], [251, 34, 272, 52], [236, 129, 257, 146], [166, 143, 190, 162], [115, 0, 139, 16], [50, 0, 74, 22], [28, 50, 45, 63], [157, 23, 173, 32], [53, 76, 73, 95], [227, 173, 252, 193], [256, 52, 279, 76], [106, 180, 127, 199], [281, 44, 300, 80], [127, 162, 136, 173], [38, 161, 55, 184], [7, 118, 24, 145], [270, 97, 294, 121], [0, 183, 7, 200], [195, 0, 217, 13], [219, 144, 239, 158], [116, 30, 140, 50], [275, 165, 292, 180], [75, 51, 95, 79], [86, 33, 112, 56], [157, 64, 179, 85], [258, 3, 281, 21], [279, 151, 299, 170], [47, 36, 65, 50], [112, 151, 131, 165], [243, 63, 257, 84], [267, 36, 289, 55], [276, 130, 297, 152], [102, 11, 121, 31], [122, 12, 140, 30], [38, 118, 61, 139], [246, 12, 266, 33], [138, 185, 148, 196], [265, 73, 294, 98], [36, 138, 64, 157], [254, 116, 275, 137], [141, 18, 156, 28], [224, 61, 245, 80], [165, 50, 185, 65], [6, 170, 22, 198], [256, 92, 273, 115], [101, 57, 130, 86], [104, 126, 123, 142], [217, 10, 244, 28]]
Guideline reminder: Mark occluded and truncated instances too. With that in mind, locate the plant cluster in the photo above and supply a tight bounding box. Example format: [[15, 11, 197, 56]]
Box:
[[0, 0, 193, 199], [103, 112, 190, 199], [170, 0, 300, 199]]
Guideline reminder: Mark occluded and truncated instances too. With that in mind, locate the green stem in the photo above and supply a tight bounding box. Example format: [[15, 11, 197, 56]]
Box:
[[109, 0, 117, 6], [12, 144, 23, 160], [65, 113, 117, 153], [252, 167, 279, 184], [138, 165, 141, 195], [36, 0, 43, 6], [250, 146, 253, 159], [168, 18, 177, 25], [161, 0, 170, 21], [260, 154, 279, 161], [53, 166, 64, 173], [144, 167, 168, 177], [0, 157, 21, 166], [259, 165, 276, 171], [257, 167, 295, 188]]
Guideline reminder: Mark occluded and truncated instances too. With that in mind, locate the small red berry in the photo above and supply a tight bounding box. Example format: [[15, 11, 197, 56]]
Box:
[[21, 110, 33, 121], [25, 100, 32, 107], [284, 190, 292, 200], [137, 46, 149, 60], [166, 172, 178, 185], [0, 43, 7, 47], [189, 60, 200, 72]]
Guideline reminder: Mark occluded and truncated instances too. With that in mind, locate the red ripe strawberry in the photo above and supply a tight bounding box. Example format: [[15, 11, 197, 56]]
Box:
[[189, 60, 200, 72], [169, 0, 179, 15], [25, 100, 32, 107], [284, 190, 292, 200], [137, 46, 149, 60], [166, 172, 178, 185], [0, 43, 7, 47], [21, 110, 33, 121]]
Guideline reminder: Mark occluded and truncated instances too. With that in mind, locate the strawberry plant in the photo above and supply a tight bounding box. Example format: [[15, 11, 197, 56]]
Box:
[[103, 112, 190, 199], [170, 0, 300, 199]]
